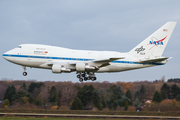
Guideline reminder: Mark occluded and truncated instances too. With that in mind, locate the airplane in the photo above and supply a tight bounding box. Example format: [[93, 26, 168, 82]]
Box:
[[2, 22, 177, 82]]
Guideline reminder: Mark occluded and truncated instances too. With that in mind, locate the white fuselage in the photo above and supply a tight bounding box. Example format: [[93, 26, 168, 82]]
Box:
[[3, 44, 160, 73]]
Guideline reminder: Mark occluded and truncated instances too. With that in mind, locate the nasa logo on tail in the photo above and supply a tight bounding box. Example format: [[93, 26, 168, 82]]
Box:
[[148, 36, 167, 50]]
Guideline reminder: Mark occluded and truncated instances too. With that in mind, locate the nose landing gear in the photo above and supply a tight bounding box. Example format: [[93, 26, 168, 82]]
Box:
[[23, 72, 27, 76], [22, 66, 27, 76]]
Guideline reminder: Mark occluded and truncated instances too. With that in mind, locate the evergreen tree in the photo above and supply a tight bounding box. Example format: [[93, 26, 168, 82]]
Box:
[[4, 86, 16, 100], [71, 97, 83, 110], [118, 96, 131, 107], [152, 91, 163, 103], [161, 83, 168, 92], [92, 90, 101, 110], [117, 86, 124, 96], [4, 86, 11, 99], [28, 82, 37, 93], [167, 85, 171, 99], [37, 82, 44, 88], [57, 90, 62, 107], [137, 85, 147, 102], [110, 85, 122, 99], [28, 82, 44, 93], [171, 84, 179, 99], [77, 85, 88, 106], [49, 86, 56, 103], [86, 85, 95, 100], [11, 85, 16, 96], [88, 85, 95, 93], [125, 89, 132, 100], [7, 91, 12, 104], [140, 85, 146, 94], [50, 86, 56, 93], [161, 91, 166, 100], [22, 83, 26, 90], [113, 100, 118, 110], [134, 90, 140, 98], [161, 83, 171, 99], [134, 98, 141, 107], [13, 91, 27, 102], [4, 86, 16, 104], [99, 88, 104, 93], [28, 94, 34, 103], [77, 85, 95, 106], [101, 97, 106, 108]]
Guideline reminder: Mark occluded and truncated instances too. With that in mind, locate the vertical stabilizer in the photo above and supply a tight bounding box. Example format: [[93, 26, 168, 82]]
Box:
[[129, 22, 176, 59]]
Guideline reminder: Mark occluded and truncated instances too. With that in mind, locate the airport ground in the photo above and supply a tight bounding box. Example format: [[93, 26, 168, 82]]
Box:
[[0, 117, 142, 120], [1, 109, 180, 117], [0, 117, 129, 120], [1, 111, 180, 120], [0, 117, 177, 120]]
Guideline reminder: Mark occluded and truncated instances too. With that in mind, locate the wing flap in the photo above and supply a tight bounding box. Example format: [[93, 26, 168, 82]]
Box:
[[92, 57, 125, 68], [93, 57, 125, 63]]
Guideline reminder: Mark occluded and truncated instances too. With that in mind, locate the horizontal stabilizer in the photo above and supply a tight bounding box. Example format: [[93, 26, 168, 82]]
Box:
[[137, 57, 169, 63]]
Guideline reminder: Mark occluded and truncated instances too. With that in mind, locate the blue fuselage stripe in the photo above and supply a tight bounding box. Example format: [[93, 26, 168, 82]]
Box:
[[2, 54, 165, 65]]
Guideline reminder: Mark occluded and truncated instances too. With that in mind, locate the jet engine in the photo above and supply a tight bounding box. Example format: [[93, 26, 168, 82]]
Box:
[[76, 63, 98, 72], [52, 64, 71, 73]]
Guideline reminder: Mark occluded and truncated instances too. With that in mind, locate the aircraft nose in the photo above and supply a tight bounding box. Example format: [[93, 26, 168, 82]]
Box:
[[3, 47, 19, 62], [2, 51, 9, 60]]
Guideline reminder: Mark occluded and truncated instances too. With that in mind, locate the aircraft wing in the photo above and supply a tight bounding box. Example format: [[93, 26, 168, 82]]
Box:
[[67, 57, 125, 66], [47, 62, 74, 66], [47, 57, 125, 68], [137, 57, 170, 63], [92, 57, 125, 68]]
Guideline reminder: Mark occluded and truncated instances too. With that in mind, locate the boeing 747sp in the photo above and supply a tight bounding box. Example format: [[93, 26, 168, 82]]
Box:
[[3, 22, 177, 82]]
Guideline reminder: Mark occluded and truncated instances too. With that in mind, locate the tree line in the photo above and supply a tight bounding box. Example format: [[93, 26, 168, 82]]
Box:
[[167, 78, 180, 83], [1, 79, 180, 111]]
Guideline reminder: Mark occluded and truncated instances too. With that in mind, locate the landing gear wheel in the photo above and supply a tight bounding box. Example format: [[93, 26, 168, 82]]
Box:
[[79, 78, 83, 82], [84, 77, 88, 81], [23, 72, 27, 76], [91, 77, 97, 81], [77, 75, 81, 78], [82, 74, 85, 77]]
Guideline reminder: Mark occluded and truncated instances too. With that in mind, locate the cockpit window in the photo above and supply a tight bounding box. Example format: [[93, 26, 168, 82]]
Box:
[[17, 46, 22, 48]]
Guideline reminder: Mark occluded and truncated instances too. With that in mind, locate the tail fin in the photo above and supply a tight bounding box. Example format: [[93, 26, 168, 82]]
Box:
[[129, 22, 177, 59]]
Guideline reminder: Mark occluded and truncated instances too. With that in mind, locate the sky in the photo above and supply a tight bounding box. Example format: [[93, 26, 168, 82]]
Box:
[[0, 0, 180, 82]]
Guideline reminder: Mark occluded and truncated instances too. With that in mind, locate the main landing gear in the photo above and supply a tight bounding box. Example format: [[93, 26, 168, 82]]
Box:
[[77, 72, 97, 82], [22, 66, 27, 76]]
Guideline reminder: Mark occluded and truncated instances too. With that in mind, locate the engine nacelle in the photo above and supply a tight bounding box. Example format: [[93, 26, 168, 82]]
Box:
[[76, 63, 85, 72], [52, 64, 62, 73], [52, 64, 71, 73], [76, 63, 98, 72]]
